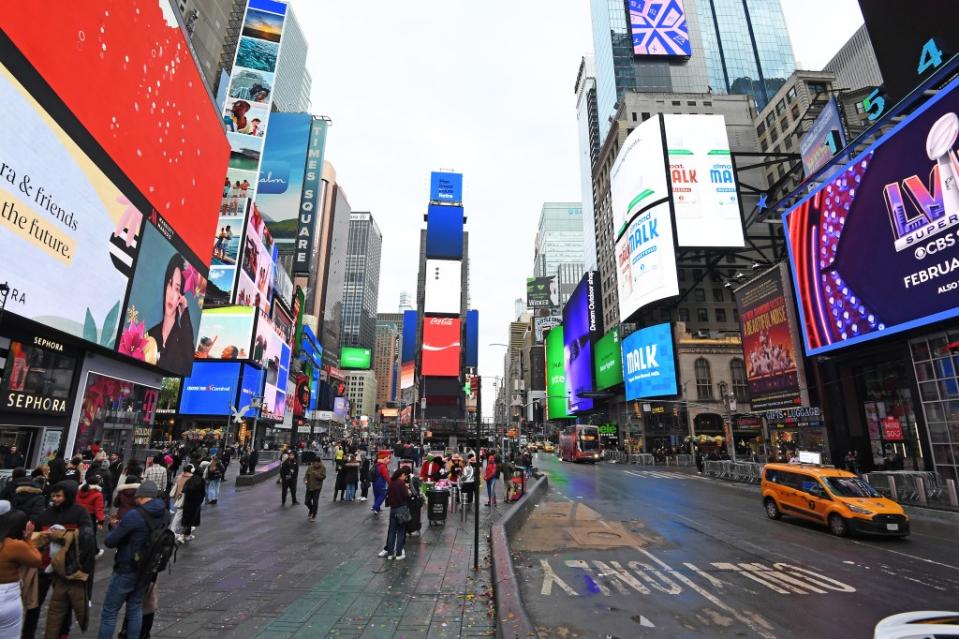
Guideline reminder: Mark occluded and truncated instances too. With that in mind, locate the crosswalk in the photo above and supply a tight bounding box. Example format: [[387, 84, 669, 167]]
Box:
[[624, 470, 709, 481]]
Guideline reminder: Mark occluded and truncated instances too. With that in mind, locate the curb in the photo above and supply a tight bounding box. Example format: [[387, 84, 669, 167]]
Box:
[[491, 475, 548, 639], [234, 460, 282, 486]]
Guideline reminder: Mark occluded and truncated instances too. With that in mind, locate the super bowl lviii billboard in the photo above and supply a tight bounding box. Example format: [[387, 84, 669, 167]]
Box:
[[784, 75, 959, 355], [622, 323, 677, 401], [611, 116, 679, 322]]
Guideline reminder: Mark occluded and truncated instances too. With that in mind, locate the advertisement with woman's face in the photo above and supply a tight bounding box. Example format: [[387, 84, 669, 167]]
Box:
[[117, 223, 207, 376]]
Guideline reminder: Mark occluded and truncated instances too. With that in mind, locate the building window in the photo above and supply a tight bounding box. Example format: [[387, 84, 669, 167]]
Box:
[[760, 138, 768, 152], [786, 86, 797, 102], [715, 308, 727, 323], [672, 100, 681, 106], [765, 113, 775, 128], [703, 101, 712, 107], [678, 308, 690, 322], [757, 122, 766, 136], [732, 308, 739, 322], [731, 358, 749, 403], [642, 112, 650, 121], [694, 288, 706, 302], [712, 288, 724, 303], [660, 308, 671, 322], [695, 358, 713, 400], [696, 308, 708, 322], [791, 105, 800, 119], [631, 112, 637, 122], [687, 100, 696, 106], [775, 99, 786, 116]]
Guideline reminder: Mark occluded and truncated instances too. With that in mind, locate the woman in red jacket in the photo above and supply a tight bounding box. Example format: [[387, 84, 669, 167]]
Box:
[[75, 474, 105, 555], [484, 455, 498, 507]]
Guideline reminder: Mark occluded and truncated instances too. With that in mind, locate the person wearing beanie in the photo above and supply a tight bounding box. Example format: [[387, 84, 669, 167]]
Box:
[[97, 480, 169, 639]]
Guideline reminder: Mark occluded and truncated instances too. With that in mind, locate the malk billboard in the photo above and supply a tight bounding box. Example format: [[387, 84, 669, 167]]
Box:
[[621, 323, 677, 400], [611, 116, 679, 322], [422, 317, 461, 377], [663, 114, 744, 248], [734, 264, 804, 411], [784, 74, 959, 355], [545, 326, 571, 420]]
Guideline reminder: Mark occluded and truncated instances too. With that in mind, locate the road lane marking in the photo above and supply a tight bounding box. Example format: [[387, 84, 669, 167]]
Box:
[[628, 561, 684, 594], [740, 563, 824, 594], [565, 560, 611, 595], [540, 559, 578, 596], [846, 540, 959, 572], [624, 469, 707, 480], [637, 549, 778, 639], [773, 563, 856, 593], [683, 562, 727, 589], [711, 562, 792, 594], [593, 560, 651, 594]]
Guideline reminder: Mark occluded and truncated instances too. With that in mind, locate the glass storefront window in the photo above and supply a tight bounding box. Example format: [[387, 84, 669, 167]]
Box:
[[1, 339, 76, 415], [75, 373, 158, 459], [910, 333, 959, 485]]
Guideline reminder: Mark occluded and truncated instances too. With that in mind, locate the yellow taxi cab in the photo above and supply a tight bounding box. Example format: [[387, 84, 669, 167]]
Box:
[[543, 442, 556, 453], [761, 463, 909, 538]]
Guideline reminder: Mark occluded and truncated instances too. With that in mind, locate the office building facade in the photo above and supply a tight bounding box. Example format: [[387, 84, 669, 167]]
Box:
[[272, 7, 312, 113], [175, 0, 243, 94], [576, 57, 600, 272], [341, 213, 383, 351], [533, 203, 584, 279], [345, 370, 378, 419], [823, 24, 883, 93], [373, 317, 402, 408]]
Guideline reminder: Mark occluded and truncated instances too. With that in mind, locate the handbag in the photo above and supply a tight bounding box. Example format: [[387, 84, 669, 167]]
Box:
[[393, 504, 412, 524]]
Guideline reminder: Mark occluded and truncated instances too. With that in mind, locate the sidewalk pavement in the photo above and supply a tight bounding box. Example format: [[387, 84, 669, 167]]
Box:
[[73, 461, 504, 638]]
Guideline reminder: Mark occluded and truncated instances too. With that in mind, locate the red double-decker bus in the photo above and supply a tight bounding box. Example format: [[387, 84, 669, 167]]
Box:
[[559, 425, 602, 462]]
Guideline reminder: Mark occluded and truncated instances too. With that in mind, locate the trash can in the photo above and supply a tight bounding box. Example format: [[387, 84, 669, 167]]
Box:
[[427, 489, 450, 525]]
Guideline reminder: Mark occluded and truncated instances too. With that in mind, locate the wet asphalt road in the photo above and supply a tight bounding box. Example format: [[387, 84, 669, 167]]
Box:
[[511, 454, 959, 639]]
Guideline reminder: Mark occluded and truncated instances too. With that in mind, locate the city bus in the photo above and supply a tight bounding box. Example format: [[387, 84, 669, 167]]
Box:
[[558, 425, 602, 462]]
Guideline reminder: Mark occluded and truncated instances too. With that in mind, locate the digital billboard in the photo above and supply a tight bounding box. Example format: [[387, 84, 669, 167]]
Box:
[[179, 362, 242, 416], [630, 0, 691, 57], [239, 364, 263, 417], [534, 316, 562, 343], [238, 203, 275, 312], [196, 306, 256, 360], [784, 75, 959, 355], [611, 116, 679, 322], [341, 346, 372, 370], [430, 171, 463, 204], [526, 277, 559, 310], [400, 310, 417, 389], [426, 205, 464, 259], [663, 114, 744, 248], [464, 310, 479, 369], [293, 119, 329, 274], [799, 97, 847, 178], [734, 264, 804, 411], [594, 326, 624, 391], [257, 113, 312, 243], [545, 326, 571, 420], [424, 259, 462, 315], [0, 1, 231, 261], [258, 313, 290, 422], [422, 317, 461, 377], [562, 272, 601, 413], [622, 323, 677, 400]]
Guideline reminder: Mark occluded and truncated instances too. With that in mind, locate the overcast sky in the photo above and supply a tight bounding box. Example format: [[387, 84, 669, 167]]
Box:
[[293, 0, 865, 418]]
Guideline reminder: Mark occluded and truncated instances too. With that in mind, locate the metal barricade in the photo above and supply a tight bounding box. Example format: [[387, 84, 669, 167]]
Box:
[[865, 470, 959, 511], [674, 454, 694, 467]]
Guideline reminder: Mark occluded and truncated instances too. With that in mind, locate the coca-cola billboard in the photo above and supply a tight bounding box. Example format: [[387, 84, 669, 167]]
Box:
[[422, 317, 461, 377]]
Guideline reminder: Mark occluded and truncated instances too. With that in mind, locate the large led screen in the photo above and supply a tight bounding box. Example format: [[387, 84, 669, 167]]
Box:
[[594, 326, 624, 391], [255, 312, 290, 420], [663, 114, 744, 248], [734, 265, 803, 411], [424, 259, 462, 315], [464, 310, 479, 368], [257, 113, 311, 243], [426, 205, 464, 259], [784, 75, 959, 355], [545, 326, 571, 420], [341, 346, 372, 370], [400, 310, 418, 389], [430, 171, 463, 204], [196, 306, 256, 360], [562, 273, 600, 413], [1, 1, 230, 261], [612, 117, 678, 322], [422, 317, 461, 377], [239, 365, 263, 416], [238, 203, 275, 312], [622, 323, 677, 400], [630, 0, 691, 57], [179, 362, 242, 416]]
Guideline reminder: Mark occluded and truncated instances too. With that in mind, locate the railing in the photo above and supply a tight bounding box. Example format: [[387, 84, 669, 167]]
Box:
[[865, 471, 959, 511], [602, 451, 656, 465], [703, 460, 763, 484]]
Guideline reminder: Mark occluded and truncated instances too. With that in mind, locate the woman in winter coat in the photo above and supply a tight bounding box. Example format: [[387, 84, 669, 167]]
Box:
[[359, 453, 371, 502], [204, 457, 223, 505], [484, 455, 498, 507], [75, 475, 105, 554], [342, 456, 360, 501], [459, 455, 476, 504], [378, 468, 411, 560], [111, 462, 142, 525], [169, 464, 193, 542], [333, 459, 347, 502], [180, 465, 205, 541], [0, 507, 42, 638]]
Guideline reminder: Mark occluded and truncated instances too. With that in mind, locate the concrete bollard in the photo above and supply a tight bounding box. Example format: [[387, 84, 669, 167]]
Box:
[[916, 477, 928, 505], [888, 476, 898, 502], [947, 479, 959, 508]]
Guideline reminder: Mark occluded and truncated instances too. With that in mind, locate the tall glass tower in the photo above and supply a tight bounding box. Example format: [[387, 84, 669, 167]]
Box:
[[589, 0, 795, 139]]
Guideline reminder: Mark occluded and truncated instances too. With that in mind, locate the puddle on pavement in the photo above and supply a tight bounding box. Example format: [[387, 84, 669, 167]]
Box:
[[510, 498, 664, 552]]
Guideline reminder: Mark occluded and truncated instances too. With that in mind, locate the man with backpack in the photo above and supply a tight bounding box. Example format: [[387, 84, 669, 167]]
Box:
[[97, 480, 173, 639]]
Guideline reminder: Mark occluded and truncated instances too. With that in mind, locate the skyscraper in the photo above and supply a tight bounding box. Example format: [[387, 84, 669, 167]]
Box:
[[398, 292, 414, 312], [589, 0, 796, 142], [341, 212, 383, 351], [575, 57, 600, 272], [174, 0, 243, 94], [271, 7, 312, 112], [373, 318, 401, 408], [533, 203, 585, 279]]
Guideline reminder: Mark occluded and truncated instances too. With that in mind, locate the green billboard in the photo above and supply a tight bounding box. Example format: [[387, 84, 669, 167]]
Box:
[[341, 346, 372, 369], [545, 326, 572, 420], [594, 326, 623, 390]]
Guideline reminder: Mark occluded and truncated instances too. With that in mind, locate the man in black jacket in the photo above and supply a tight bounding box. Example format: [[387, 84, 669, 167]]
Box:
[[280, 452, 299, 505], [22, 480, 94, 639], [9, 470, 46, 524], [97, 480, 169, 639]]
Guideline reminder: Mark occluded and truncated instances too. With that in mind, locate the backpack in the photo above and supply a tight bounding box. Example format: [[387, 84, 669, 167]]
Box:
[[133, 506, 176, 583]]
